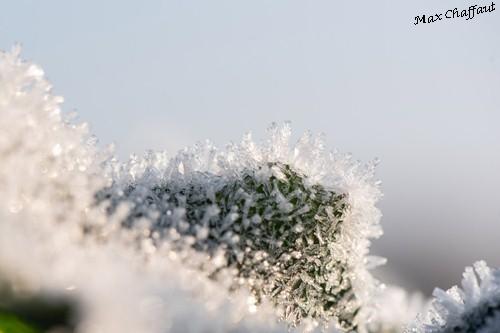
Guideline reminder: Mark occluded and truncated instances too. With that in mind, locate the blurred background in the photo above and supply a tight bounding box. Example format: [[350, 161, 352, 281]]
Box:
[[1, 0, 498, 294]]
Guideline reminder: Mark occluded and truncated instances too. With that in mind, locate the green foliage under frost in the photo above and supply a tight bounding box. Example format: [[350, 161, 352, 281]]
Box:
[[102, 162, 360, 329]]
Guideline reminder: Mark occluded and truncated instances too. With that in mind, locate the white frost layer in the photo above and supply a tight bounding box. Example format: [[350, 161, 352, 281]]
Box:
[[0, 47, 381, 332]]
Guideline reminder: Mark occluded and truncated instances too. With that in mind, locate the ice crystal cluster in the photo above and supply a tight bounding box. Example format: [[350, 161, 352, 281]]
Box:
[[406, 261, 500, 333], [99, 126, 383, 330], [0, 47, 383, 333]]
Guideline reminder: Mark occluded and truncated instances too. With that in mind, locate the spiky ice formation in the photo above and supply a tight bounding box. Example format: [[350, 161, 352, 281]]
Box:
[[405, 261, 500, 333], [102, 122, 384, 331], [102, 161, 353, 327]]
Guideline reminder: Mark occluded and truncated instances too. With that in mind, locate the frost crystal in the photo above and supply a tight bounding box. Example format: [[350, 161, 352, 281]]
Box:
[[0, 47, 382, 333], [405, 261, 500, 333]]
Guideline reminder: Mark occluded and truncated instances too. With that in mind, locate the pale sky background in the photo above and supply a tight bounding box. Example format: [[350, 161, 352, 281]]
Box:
[[1, 1, 499, 293]]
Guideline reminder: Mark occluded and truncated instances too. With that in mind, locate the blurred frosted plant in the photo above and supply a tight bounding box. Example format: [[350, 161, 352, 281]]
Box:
[[101, 123, 384, 331], [368, 286, 426, 333], [406, 261, 500, 333], [0, 45, 108, 230], [0, 45, 114, 332]]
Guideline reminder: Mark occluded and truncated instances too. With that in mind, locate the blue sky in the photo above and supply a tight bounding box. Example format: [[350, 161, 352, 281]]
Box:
[[2, 0, 499, 292]]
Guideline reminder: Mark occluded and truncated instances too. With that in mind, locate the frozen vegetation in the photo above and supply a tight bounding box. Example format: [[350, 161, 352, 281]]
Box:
[[0, 47, 497, 333], [405, 262, 500, 333]]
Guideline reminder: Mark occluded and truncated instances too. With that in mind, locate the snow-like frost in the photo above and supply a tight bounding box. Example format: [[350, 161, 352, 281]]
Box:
[[0, 47, 382, 333], [406, 261, 500, 333]]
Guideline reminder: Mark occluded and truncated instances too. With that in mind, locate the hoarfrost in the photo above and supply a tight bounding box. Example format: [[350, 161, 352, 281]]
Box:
[[100, 129, 384, 330]]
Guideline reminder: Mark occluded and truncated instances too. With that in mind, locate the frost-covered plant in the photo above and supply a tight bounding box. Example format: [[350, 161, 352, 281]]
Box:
[[10, 41, 500, 333], [406, 261, 500, 333], [101, 161, 355, 328], [100, 123, 384, 331]]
